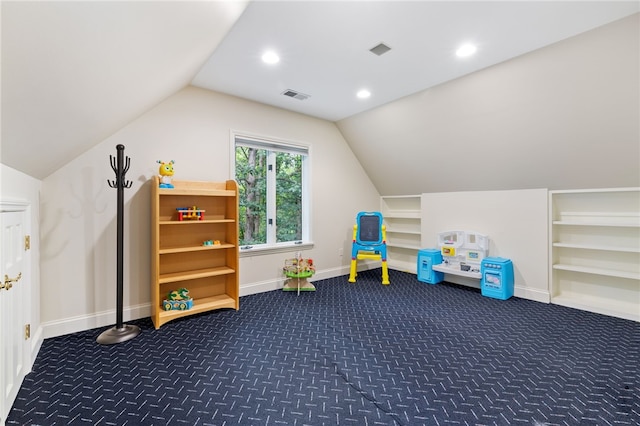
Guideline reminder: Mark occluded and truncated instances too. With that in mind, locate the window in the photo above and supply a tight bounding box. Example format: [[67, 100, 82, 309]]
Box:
[[232, 133, 311, 253]]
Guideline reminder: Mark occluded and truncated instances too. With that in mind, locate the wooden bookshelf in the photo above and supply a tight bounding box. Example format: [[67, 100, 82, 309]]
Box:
[[151, 177, 239, 329]]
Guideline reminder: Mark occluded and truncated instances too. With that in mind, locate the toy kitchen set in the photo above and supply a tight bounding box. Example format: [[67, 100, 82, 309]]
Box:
[[417, 230, 514, 300]]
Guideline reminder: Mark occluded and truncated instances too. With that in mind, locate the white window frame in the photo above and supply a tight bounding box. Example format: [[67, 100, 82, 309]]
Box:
[[230, 130, 313, 256]]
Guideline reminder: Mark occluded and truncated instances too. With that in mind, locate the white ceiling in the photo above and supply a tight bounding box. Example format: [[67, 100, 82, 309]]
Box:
[[2, 1, 638, 179], [192, 1, 640, 121]]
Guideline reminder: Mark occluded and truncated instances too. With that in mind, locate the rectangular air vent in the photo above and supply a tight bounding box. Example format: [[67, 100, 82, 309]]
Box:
[[370, 42, 391, 56], [282, 89, 310, 101]]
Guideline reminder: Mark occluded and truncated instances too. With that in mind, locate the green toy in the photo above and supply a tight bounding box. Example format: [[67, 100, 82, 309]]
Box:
[[163, 288, 193, 311], [168, 288, 190, 300], [282, 257, 316, 293]]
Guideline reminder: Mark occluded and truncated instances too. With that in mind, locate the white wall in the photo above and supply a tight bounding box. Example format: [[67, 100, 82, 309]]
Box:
[[23, 13, 640, 339], [422, 189, 549, 303], [337, 14, 640, 195], [39, 86, 380, 337], [0, 164, 43, 364]]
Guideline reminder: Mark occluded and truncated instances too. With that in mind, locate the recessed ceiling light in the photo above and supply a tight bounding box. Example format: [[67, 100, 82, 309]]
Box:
[[261, 50, 280, 64], [456, 43, 477, 58], [357, 89, 371, 99]]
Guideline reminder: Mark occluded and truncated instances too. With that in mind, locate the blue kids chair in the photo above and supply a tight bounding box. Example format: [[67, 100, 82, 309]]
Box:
[[348, 211, 390, 285]]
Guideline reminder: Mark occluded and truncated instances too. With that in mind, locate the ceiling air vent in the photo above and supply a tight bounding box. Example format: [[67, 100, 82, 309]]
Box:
[[281, 89, 310, 101], [370, 42, 391, 56]]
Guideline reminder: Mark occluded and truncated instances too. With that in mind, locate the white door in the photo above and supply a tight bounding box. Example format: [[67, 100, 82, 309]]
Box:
[[0, 210, 28, 424]]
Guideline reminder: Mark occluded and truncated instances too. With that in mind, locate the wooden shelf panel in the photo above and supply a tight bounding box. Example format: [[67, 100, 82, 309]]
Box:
[[159, 189, 235, 196], [552, 225, 638, 251], [159, 243, 235, 254], [381, 195, 421, 218], [556, 211, 639, 218], [383, 211, 421, 219], [158, 179, 237, 196], [386, 232, 420, 244], [381, 195, 421, 211], [159, 219, 235, 225], [386, 229, 421, 235], [552, 242, 640, 253], [553, 263, 640, 280], [387, 242, 421, 250], [158, 266, 235, 284], [157, 294, 238, 320], [553, 220, 639, 228]]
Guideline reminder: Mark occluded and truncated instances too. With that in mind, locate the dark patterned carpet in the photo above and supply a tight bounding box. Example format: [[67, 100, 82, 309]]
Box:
[[8, 269, 640, 425]]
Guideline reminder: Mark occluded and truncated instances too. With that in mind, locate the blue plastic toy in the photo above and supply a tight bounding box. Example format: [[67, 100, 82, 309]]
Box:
[[163, 288, 193, 311], [348, 212, 390, 285]]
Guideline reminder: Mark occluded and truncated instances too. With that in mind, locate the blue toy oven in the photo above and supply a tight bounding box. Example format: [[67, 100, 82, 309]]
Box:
[[417, 249, 444, 284], [480, 257, 514, 300]]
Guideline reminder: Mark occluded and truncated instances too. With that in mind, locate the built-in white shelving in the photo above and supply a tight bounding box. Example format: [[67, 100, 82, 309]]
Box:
[[381, 195, 421, 273], [549, 188, 640, 321]]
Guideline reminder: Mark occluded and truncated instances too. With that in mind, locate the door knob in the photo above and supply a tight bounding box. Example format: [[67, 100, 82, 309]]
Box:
[[2, 272, 21, 291]]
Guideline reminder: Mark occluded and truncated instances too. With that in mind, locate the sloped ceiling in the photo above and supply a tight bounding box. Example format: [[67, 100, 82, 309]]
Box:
[[1, 0, 248, 179], [192, 1, 639, 122], [2, 1, 638, 181]]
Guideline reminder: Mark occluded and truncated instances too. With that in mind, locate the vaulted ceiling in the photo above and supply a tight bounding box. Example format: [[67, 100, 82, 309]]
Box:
[[192, 1, 639, 122], [2, 1, 638, 180], [1, 0, 249, 179]]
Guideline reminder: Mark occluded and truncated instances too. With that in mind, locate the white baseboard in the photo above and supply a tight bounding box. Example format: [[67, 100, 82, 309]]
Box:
[[28, 326, 44, 370], [40, 266, 360, 338], [239, 265, 360, 297], [21, 324, 45, 392], [41, 265, 550, 340], [42, 303, 151, 339], [415, 274, 551, 304], [39, 263, 404, 339], [515, 287, 551, 303]]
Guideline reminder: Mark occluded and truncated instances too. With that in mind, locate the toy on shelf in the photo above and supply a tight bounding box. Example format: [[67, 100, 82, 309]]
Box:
[[163, 287, 194, 311], [157, 160, 175, 188], [283, 256, 316, 293], [203, 240, 221, 246], [176, 206, 205, 221]]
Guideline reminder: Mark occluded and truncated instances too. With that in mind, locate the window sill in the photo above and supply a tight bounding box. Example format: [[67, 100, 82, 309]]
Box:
[[239, 242, 314, 257]]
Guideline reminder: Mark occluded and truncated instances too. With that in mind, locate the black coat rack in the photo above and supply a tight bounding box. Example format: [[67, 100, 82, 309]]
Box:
[[97, 144, 141, 345]]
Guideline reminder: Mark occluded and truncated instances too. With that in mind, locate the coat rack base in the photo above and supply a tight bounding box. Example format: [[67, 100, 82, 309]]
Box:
[[96, 324, 141, 345]]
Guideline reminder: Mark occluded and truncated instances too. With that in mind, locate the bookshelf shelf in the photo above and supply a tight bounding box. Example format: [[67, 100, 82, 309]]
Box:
[[549, 188, 639, 322], [381, 195, 421, 274]]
